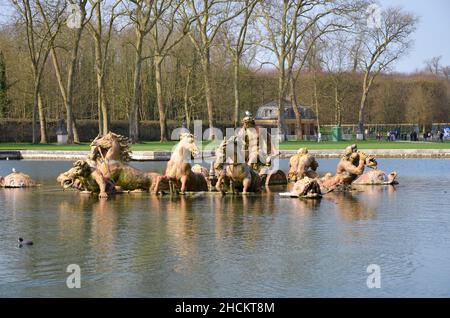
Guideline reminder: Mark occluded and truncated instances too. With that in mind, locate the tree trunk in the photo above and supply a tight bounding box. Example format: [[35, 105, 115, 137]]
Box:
[[93, 33, 108, 136], [154, 56, 167, 142], [97, 97, 103, 136], [72, 119, 79, 143], [94, 72, 109, 136], [277, 68, 286, 138], [129, 32, 143, 143], [100, 82, 109, 135], [49, 9, 83, 144], [358, 72, 370, 139], [37, 91, 47, 144], [289, 76, 302, 140], [183, 68, 192, 128], [66, 25, 84, 144], [201, 53, 215, 139], [50, 49, 68, 120], [32, 86, 38, 144], [334, 84, 342, 127], [91, 3, 109, 136], [233, 57, 240, 129], [313, 72, 321, 137], [358, 90, 368, 138]]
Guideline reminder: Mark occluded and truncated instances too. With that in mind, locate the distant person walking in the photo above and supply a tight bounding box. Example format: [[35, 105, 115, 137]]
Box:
[[438, 130, 444, 142], [390, 131, 395, 142], [376, 132, 382, 141]]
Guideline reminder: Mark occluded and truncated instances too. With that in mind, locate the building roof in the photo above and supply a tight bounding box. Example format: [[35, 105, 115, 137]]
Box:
[[255, 100, 316, 120]]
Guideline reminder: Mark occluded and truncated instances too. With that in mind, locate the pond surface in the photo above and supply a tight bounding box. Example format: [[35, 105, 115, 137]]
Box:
[[0, 159, 449, 297]]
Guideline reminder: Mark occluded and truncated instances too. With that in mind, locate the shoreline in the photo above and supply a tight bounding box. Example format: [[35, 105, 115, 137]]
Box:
[[1, 149, 450, 161]]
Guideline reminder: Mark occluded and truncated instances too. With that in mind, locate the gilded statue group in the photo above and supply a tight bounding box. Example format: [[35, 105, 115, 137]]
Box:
[[1, 112, 397, 199]]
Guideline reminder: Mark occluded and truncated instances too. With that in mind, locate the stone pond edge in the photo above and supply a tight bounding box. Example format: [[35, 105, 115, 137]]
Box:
[[1, 149, 450, 161]]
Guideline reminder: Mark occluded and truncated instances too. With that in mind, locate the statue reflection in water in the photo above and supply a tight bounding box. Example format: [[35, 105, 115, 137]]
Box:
[[1, 188, 32, 216], [156, 192, 279, 267], [58, 194, 118, 271], [324, 185, 396, 222]]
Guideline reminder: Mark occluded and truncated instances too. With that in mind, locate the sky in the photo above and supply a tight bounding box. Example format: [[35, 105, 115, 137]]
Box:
[[0, 0, 449, 74], [378, 0, 450, 73]]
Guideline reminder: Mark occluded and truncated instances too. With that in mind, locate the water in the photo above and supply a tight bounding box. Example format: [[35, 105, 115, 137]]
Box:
[[0, 159, 449, 297]]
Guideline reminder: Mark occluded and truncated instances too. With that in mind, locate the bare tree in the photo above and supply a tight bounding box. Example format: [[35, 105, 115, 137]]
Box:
[[424, 56, 442, 75], [177, 44, 201, 128], [257, 0, 294, 139], [424, 56, 450, 81], [126, 0, 155, 143], [322, 31, 353, 127], [126, 0, 188, 142], [11, 0, 65, 143], [44, 0, 92, 144], [287, 23, 334, 139], [221, 0, 258, 128], [182, 0, 248, 139], [182, 64, 195, 127], [355, 6, 418, 139], [150, 0, 190, 141], [259, 0, 366, 139], [305, 33, 323, 138], [87, 0, 122, 136], [350, 35, 362, 72], [442, 66, 450, 81]]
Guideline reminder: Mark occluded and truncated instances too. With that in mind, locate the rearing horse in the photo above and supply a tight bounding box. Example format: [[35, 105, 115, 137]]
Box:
[[89, 132, 132, 163], [154, 133, 208, 194]]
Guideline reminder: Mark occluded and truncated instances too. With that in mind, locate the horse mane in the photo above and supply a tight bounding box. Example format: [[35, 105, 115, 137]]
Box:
[[215, 135, 245, 165], [214, 138, 228, 164], [91, 132, 132, 162], [170, 133, 196, 162]]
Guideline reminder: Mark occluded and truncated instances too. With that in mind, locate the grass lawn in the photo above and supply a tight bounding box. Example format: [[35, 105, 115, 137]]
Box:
[[0, 140, 449, 151], [0, 141, 179, 151], [280, 140, 450, 150]]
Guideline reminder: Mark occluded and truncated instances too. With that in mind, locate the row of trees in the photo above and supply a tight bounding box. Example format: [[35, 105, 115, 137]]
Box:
[[299, 72, 449, 130], [0, 0, 447, 143]]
